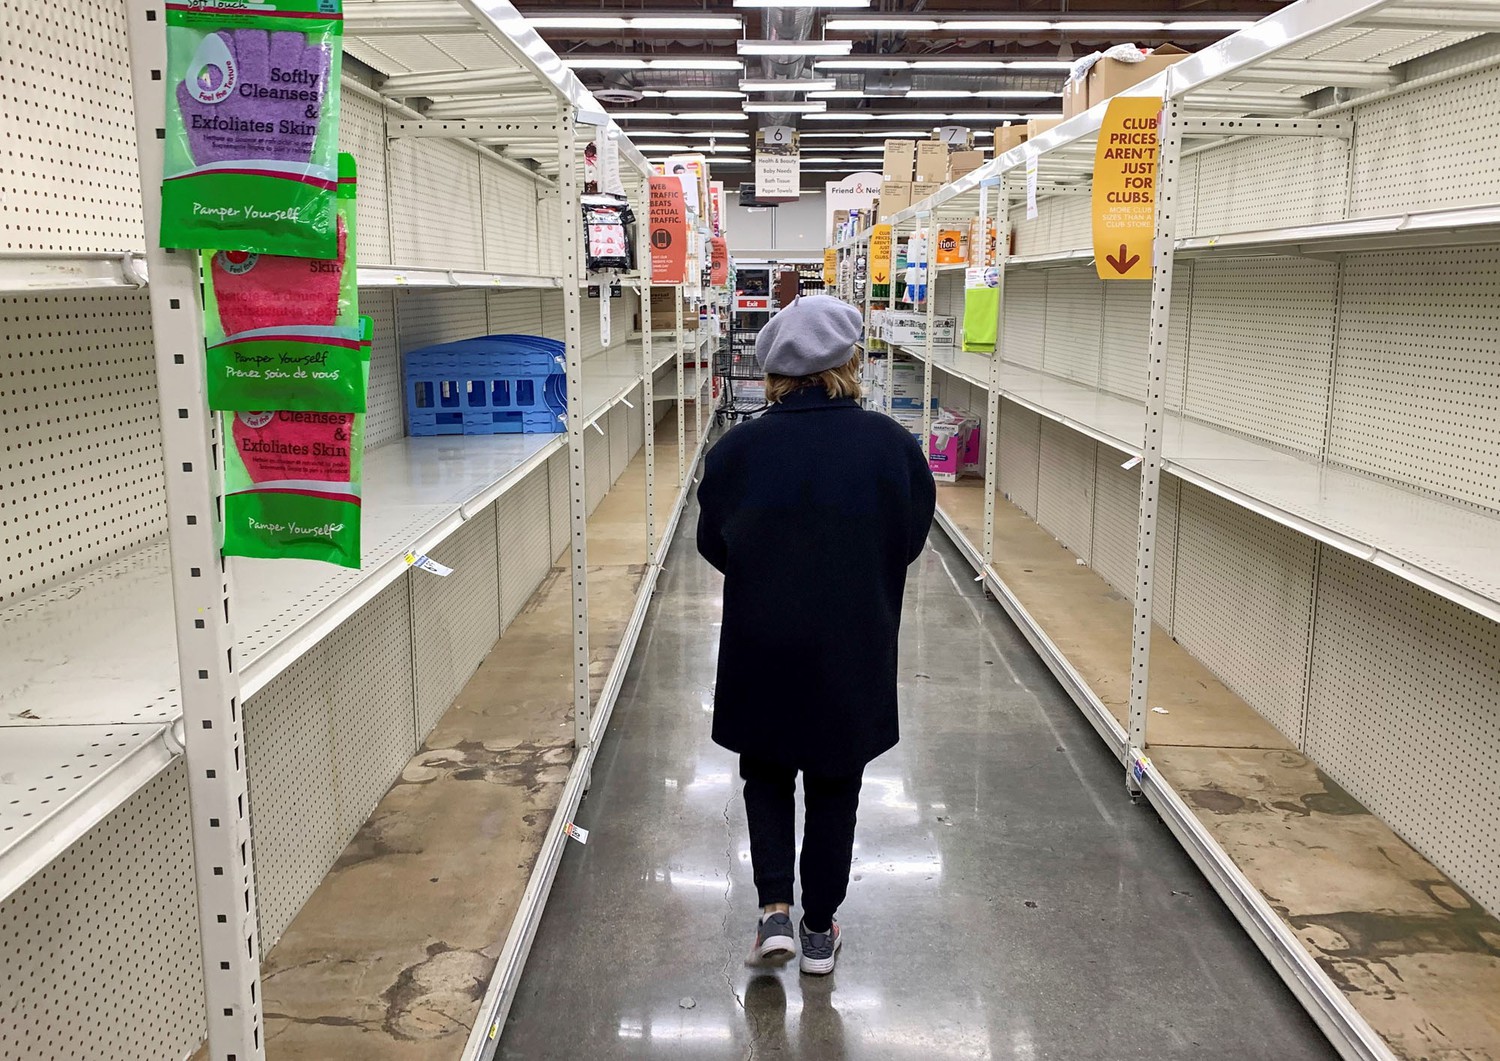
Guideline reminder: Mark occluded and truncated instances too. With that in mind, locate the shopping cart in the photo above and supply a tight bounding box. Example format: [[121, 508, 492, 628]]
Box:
[[715, 328, 768, 424]]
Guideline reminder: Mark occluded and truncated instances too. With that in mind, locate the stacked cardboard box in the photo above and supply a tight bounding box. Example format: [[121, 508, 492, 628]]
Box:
[[915, 140, 949, 183], [947, 150, 984, 181], [1087, 44, 1189, 107]]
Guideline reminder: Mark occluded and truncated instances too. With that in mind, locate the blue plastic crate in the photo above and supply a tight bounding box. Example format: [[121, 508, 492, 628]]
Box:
[[404, 335, 566, 437]]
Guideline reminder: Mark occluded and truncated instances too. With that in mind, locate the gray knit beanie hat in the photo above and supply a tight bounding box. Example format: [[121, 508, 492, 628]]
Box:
[[756, 294, 863, 377]]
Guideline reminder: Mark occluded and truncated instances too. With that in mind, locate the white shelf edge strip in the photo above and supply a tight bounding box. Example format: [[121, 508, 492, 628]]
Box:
[[930, 507, 1398, 1061], [0, 724, 177, 904]]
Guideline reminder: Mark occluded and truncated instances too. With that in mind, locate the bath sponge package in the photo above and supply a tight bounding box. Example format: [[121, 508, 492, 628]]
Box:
[[202, 154, 361, 412], [220, 316, 371, 567], [163, 0, 344, 256]]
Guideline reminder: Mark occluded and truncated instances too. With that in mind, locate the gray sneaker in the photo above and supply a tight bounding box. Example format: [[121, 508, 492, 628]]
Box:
[[799, 918, 841, 975], [749, 912, 796, 964]]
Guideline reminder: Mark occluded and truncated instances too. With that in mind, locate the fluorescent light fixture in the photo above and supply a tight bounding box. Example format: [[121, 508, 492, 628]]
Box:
[[807, 90, 864, 98], [987, 60, 1075, 71], [648, 58, 743, 70], [734, 0, 870, 7], [975, 89, 1063, 98], [738, 39, 853, 57], [742, 100, 827, 113], [631, 16, 742, 30], [803, 112, 876, 121], [814, 59, 911, 69], [803, 110, 1027, 122], [689, 144, 750, 152], [824, 19, 939, 31], [799, 129, 929, 138], [564, 57, 647, 69], [527, 13, 740, 29], [739, 77, 838, 92], [614, 111, 750, 121], [1067, 20, 1167, 31], [618, 127, 750, 138], [940, 19, 1056, 31], [643, 89, 745, 99], [528, 16, 628, 28], [705, 157, 751, 165], [1167, 20, 1256, 30], [630, 143, 692, 151]]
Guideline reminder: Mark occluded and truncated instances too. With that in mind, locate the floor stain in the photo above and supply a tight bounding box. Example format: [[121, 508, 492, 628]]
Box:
[[381, 942, 495, 1042]]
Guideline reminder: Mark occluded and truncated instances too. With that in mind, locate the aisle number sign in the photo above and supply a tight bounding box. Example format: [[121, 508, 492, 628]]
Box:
[[870, 224, 893, 286], [823, 247, 837, 286], [1092, 96, 1160, 281]]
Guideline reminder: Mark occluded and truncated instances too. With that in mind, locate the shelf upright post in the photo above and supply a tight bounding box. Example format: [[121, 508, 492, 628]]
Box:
[[922, 214, 936, 461], [982, 178, 1009, 567], [559, 113, 592, 751], [639, 189, 657, 562], [1126, 97, 1184, 789], [862, 231, 876, 412], [676, 291, 687, 486], [123, 4, 264, 1058]]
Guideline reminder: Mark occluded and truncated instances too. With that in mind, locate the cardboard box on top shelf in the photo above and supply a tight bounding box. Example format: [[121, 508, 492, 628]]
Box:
[[947, 150, 984, 182], [882, 139, 916, 181], [1062, 77, 1087, 119], [1026, 116, 1063, 140], [1087, 43, 1190, 108], [879, 180, 913, 217], [993, 124, 1027, 156], [913, 180, 942, 205], [915, 140, 950, 183]]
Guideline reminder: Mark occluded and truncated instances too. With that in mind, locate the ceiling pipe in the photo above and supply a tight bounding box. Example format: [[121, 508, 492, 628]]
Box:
[[759, 7, 817, 136]]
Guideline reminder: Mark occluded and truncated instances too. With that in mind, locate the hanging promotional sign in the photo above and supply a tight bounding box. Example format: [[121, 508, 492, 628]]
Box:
[[665, 153, 705, 215], [1092, 96, 1160, 280], [824, 171, 881, 239], [709, 237, 729, 286], [823, 247, 837, 286], [648, 176, 689, 284], [708, 180, 726, 237], [869, 224, 893, 287]]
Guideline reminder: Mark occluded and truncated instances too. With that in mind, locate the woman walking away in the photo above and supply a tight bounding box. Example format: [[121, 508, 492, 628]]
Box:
[[696, 294, 936, 976]]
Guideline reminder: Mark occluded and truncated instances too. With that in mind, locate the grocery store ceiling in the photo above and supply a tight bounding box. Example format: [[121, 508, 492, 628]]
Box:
[[515, 0, 1290, 185]]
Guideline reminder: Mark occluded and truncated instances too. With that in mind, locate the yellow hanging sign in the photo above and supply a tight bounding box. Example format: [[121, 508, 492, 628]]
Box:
[[869, 224, 893, 285], [1092, 96, 1160, 281], [823, 247, 837, 286]]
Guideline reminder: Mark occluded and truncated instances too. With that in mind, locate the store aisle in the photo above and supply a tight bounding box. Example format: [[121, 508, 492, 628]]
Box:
[[499, 484, 1337, 1061]]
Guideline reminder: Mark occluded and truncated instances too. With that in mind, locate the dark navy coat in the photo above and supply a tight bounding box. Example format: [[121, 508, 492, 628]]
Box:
[[696, 388, 936, 775]]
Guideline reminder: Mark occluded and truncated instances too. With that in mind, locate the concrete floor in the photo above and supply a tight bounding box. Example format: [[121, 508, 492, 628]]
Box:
[[498, 486, 1339, 1061]]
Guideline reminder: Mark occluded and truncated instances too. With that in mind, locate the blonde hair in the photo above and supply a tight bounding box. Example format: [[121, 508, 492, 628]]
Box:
[[765, 352, 863, 404]]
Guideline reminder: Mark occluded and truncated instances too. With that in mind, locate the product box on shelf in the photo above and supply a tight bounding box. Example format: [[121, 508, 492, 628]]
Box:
[[648, 286, 686, 331], [1087, 43, 1190, 106], [885, 312, 958, 349], [993, 123, 1027, 155], [961, 419, 983, 475], [1063, 77, 1088, 118], [882, 139, 916, 181], [831, 209, 850, 242], [947, 150, 984, 181], [913, 180, 942, 205], [915, 140, 950, 183], [1027, 116, 1064, 140], [879, 180, 913, 217]]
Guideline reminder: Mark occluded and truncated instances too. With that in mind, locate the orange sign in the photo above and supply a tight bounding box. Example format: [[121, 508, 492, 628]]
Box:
[[823, 247, 837, 286], [649, 176, 688, 284], [709, 237, 729, 286], [1091, 96, 1159, 281], [869, 224, 892, 285]]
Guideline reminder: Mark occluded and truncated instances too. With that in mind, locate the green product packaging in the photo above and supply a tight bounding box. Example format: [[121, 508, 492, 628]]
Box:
[[221, 316, 369, 567], [163, 0, 344, 256], [202, 154, 361, 412], [962, 266, 1000, 352]]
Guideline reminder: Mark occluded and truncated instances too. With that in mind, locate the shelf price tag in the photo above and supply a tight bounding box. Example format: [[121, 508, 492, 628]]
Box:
[[564, 821, 590, 844], [1092, 96, 1160, 281], [405, 552, 453, 577], [1025, 156, 1039, 221]]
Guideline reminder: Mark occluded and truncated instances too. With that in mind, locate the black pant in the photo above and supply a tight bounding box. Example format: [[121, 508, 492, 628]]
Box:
[[740, 755, 864, 933]]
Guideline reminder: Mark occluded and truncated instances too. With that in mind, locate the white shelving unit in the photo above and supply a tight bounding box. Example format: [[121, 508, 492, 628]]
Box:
[[840, 4, 1500, 1060], [0, 0, 710, 1058]]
